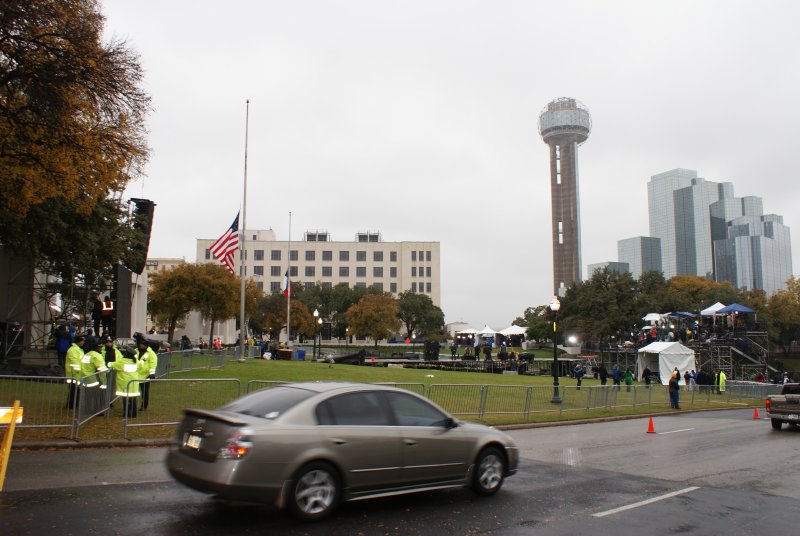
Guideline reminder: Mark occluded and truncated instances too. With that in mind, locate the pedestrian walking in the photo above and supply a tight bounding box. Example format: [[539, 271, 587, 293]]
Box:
[[669, 371, 681, 409], [642, 366, 652, 388], [108, 347, 148, 418], [136, 337, 158, 411], [624, 368, 634, 392], [574, 363, 585, 390], [65, 335, 86, 409], [599, 363, 608, 386]]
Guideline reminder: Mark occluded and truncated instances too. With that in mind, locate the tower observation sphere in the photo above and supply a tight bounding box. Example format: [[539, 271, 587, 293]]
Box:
[[538, 98, 592, 296]]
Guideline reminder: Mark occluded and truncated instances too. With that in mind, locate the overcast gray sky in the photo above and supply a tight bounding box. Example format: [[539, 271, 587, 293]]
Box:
[[102, 0, 800, 328]]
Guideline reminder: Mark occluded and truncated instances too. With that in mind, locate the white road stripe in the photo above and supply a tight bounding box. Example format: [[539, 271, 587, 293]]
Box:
[[592, 486, 700, 518], [658, 427, 695, 435]]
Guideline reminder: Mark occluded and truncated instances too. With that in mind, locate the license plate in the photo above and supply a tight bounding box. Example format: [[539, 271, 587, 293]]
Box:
[[186, 434, 202, 449], [786, 414, 799, 421]]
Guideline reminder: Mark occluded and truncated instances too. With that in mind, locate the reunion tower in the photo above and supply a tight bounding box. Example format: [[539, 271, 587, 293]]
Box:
[[538, 97, 592, 296]]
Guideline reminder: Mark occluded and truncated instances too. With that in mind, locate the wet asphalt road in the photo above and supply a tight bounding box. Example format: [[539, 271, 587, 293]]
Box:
[[2, 409, 797, 535]]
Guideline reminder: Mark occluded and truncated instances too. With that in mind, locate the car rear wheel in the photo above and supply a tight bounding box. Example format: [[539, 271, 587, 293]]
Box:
[[771, 419, 783, 431], [472, 447, 506, 496], [289, 462, 340, 521]]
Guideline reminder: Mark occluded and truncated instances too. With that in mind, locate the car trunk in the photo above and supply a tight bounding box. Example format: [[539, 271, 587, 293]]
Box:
[[175, 409, 251, 462]]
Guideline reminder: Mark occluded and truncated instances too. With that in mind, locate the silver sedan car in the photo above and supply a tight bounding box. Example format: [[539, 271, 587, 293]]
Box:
[[167, 381, 519, 520]]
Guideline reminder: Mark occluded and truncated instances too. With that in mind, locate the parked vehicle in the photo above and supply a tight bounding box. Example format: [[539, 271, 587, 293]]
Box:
[[766, 383, 800, 430], [166, 381, 519, 520]]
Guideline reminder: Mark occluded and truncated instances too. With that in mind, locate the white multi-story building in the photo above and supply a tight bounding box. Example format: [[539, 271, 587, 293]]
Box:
[[617, 236, 661, 279], [197, 230, 441, 307]]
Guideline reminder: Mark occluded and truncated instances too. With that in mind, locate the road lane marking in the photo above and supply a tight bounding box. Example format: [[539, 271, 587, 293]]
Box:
[[592, 486, 700, 518], [658, 427, 695, 435]]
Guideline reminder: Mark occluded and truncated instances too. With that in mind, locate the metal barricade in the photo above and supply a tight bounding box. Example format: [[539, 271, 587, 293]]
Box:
[[427, 384, 486, 418], [0, 375, 74, 433], [482, 385, 530, 417], [123, 378, 242, 438], [73, 370, 117, 439]]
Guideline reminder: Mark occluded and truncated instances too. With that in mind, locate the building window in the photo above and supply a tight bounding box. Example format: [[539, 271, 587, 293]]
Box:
[[426, 267, 431, 277], [412, 267, 417, 277], [256, 281, 263, 290], [411, 282, 417, 292], [356, 251, 366, 262], [390, 283, 397, 293], [426, 251, 431, 262], [322, 266, 332, 277], [321, 282, 332, 289], [419, 250, 424, 260], [290, 250, 298, 261], [253, 266, 264, 276], [373, 251, 383, 262], [390, 267, 397, 278], [355, 282, 366, 289], [254, 250, 264, 261], [290, 266, 298, 277], [204, 249, 210, 260], [356, 266, 366, 277], [390, 251, 397, 262], [322, 250, 333, 261], [426, 282, 432, 293], [373, 267, 383, 277], [305, 266, 315, 277], [305, 251, 315, 261], [412, 251, 417, 261], [270, 266, 281, 276], [270, 282, 280, 292], [339, 266, 349, 277], [373, 282, 383, 291], [304, 282, 314, 290], [271, 250, 281, 261], [339, 251, 349, 261]]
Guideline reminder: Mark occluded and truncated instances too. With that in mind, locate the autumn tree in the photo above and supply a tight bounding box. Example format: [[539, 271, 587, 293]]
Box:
[[513, 305, 549, 342], [193, 264, 261, 343], [254, 293, 316, 340], [345, 293, 401, 347], [147, 263, 196, 342], [397, 291, 445, 340], [767, 277, 800, 353]]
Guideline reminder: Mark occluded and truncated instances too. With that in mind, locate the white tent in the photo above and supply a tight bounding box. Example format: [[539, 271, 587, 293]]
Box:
[[457, 328, 479, 334], [498, 325, 527, 336], [637, 342, 696, 385], [700, 302, 726, 316], [478, 325, 496, 336]]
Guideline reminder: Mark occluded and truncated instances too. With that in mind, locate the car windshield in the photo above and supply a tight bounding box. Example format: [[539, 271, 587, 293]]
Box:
[[221, 386, 315, 419]]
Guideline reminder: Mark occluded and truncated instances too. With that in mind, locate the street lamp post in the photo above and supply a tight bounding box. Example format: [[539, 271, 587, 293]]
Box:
[[317, 318, 323, 359], [313, 309, 319, 359], [345, 327, 350, 350], [550, 296, 562, 404]]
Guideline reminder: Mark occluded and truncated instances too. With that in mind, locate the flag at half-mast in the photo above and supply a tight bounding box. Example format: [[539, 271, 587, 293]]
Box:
[[210, 212, 240, 274], [281, 270, 291, 297]]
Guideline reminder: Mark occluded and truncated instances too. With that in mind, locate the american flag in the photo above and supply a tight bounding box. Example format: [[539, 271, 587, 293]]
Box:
[[210, 213, 240, 274]]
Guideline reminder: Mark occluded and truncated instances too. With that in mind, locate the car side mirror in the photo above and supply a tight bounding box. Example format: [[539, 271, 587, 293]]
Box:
[[442, 417, 458, 429]]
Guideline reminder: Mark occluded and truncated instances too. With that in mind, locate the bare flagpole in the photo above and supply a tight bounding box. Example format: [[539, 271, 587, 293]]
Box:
[[239, 100, 250, 355], [285, 211, 292, 348]]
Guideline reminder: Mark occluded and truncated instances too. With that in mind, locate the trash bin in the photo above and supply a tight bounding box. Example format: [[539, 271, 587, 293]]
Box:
[[295, 349, 306, 361], [277, 349, 293, 360]]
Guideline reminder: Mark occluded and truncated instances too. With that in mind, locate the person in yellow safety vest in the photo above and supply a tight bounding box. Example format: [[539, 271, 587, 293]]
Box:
[[136, 338, 158, 411], [65, 335, 86, 409], [81, 339, 110, 388], [719, 369, 727, 393], [107, 347, 148, 418], [102, 336, 123, 365]]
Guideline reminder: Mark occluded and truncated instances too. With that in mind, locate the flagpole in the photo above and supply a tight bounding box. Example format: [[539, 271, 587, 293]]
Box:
[[286, 211, 292, 348], [239, 100, 249, 355]]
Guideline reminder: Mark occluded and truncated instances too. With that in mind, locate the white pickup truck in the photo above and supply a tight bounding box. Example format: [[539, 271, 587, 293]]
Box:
[[766, 383, 800, 430]]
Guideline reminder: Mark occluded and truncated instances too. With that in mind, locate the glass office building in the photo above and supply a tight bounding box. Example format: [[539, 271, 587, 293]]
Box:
[[647, 169, 696, 278], [714, 215, 793, 297], [617, 236, 662, 279]]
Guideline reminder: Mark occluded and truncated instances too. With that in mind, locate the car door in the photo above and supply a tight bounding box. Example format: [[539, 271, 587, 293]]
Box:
[[315, 391, 404, 493], [384, 392, 473, 485]]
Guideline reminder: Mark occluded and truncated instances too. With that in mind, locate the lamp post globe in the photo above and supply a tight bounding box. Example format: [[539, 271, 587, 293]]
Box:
[[549, 297, 562, 404], [313, 309, 319, 358]]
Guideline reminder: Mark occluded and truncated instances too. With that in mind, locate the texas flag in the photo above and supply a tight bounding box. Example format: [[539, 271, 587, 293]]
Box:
[[281, 270, 291, 297]]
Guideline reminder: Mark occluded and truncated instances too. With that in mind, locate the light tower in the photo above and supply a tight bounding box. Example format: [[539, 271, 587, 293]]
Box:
[[538, 98, 592, 296]]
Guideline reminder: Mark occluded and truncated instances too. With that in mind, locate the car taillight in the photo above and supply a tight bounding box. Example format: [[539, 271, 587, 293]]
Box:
[[765, 399, 771, 413], [218, 428, 253, 459]]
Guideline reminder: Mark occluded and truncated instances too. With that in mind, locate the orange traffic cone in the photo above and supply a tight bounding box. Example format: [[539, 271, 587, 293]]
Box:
[[647, 417, 656, 433], [753, 407, 760, 419]]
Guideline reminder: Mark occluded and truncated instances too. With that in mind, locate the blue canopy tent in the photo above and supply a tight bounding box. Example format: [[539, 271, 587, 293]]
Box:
[[668, 311, 696, 318], [717, 303, 755, 314]]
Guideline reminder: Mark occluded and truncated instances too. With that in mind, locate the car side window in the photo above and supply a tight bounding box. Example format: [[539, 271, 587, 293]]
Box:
[[316, 392, 391, 426], [385, 392, 448, 426]]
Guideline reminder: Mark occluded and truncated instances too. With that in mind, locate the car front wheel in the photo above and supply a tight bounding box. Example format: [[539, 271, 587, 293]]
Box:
[[289, 462, 340, 521], [771, 419, 783, 431], [472, 447, 506, 495]]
